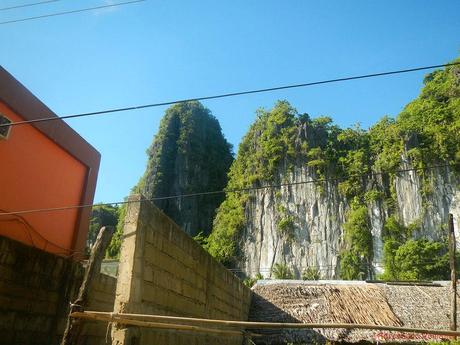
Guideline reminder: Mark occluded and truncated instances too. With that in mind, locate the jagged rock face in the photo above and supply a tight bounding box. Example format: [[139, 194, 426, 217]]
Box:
[[136, 101, 233, 236], [240, 163, 460, 279], [208, 61, 460, 279], [242, 166, 346, 278]]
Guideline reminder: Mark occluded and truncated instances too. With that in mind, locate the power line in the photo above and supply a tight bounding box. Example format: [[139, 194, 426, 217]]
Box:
[[1, 61, 459, 128], [0, 209, 84, 257], [0, 162, 454, 217], [0, 0, 59, 12], [229, 266, 342, 272], [0, 0, 146, 25], [228, 264, 385, 273]]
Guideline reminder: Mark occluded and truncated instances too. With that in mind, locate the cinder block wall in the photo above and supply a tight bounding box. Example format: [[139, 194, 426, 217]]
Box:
[[0, 235, 116, 345], [112, 195, 252, 345]]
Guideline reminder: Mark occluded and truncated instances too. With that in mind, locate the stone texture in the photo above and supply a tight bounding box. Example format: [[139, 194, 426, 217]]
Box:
[[239, 161, 460, 279], [0, 235, 116, 345], [112, 195, 252, 345]]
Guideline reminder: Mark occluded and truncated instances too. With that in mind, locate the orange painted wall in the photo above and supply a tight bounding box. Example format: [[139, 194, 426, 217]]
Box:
[[0, 101, 87, 256]]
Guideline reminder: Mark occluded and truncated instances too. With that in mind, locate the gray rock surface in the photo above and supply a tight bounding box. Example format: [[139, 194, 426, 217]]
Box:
[[239, 161, 459, 279]]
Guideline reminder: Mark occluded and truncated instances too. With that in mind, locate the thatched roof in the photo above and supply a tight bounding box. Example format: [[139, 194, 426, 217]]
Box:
[[249, 280, 456, 344]]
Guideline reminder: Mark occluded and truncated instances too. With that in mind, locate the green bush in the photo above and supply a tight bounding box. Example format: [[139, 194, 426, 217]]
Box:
[[302, 267, 321, 280], [379, 216, 449, 281], [243, 272, 264, 288], [393, 239, 449, 280], [192, 231, 208, 248], [88, 203, 120, 258], [364, 190, 384, 203], [106, 203, 125, 259], [88, 204, 119, 248], [277, 205, 296, 242], [380, 216, 451, 281], [272, 263, 294, 279], [428, 340, 460, 345], [340, 205, 373, 280], [381, 216, 411, 279]]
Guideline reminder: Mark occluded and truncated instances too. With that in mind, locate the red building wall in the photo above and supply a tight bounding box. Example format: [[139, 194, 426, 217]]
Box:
[[0, 67, 100, 258], [0, 102, 88, 256]]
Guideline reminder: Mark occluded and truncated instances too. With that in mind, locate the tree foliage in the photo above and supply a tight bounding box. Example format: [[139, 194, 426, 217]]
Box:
[[243, 272, 264, 288], [106, 202, 127, 258], [380, 216, 450, 281], [302, 267, 321, 280], [393, 239, 449, 280], [87, 204, 119, 256], [340, 205, 373, 280], [271, 263, 294, 279]]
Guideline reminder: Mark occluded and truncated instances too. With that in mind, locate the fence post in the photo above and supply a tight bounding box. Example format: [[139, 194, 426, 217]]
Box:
[[61, 226, 114, 345], [449, 213, 457, 331]]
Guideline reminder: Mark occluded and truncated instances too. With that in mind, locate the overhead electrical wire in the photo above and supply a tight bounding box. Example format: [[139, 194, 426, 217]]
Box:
[[0, 0, 60, 12], [227, 264, 385, 273], [0, 208, 86, 257], [1, 10, 456, 264], [0, 162, 455, 217], [1, 61, 459, 128], [0, 211, 83, 256], [0, 0, 146, 25]]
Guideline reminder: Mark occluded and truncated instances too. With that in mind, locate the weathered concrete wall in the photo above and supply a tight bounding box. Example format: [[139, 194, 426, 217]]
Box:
[[112, 195, 252, 345], [75, 272, 117, 344], [0, 235, 116, 345]]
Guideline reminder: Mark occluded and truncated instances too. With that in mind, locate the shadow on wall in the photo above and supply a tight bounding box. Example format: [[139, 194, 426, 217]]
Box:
[[0, 235, 117, 345]]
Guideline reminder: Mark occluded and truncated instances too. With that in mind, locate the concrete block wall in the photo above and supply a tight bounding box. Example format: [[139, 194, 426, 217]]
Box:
[[78, 273, 117, 344], [0, 235, 116, 345], [112, 195, 252, 345]]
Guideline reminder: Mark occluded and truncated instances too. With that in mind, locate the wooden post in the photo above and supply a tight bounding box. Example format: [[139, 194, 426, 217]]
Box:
[[449, 214, 457, 331], [60, 226, 114, 345]]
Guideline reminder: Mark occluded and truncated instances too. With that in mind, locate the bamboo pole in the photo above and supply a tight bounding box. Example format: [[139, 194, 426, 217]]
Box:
[[73, 311, 460, 337], [71, 312, 259, 337], [449, 213, 457, 331], [61, 226, 114, 345]]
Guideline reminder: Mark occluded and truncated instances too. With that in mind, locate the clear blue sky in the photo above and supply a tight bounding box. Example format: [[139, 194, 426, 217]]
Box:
[[1, 0, 459, 203]]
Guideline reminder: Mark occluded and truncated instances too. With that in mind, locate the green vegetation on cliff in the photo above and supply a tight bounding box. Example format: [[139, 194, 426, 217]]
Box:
[[206, 101, 299, 264], [207, 59, 460, 279], [134, 101, 233, 237], [86, 205, 122, 258], [340, 205, 373, 280], [380, 216, 451, 280], [87, 204, 119, 252]]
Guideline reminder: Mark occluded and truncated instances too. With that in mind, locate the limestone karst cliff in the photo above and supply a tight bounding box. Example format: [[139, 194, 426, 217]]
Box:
[[135, 101, 233, 236], [236, 161, 459, 279], [207, 60, 460, 280]]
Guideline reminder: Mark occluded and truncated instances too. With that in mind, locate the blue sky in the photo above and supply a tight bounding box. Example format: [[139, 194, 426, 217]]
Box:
[[1, 0, 459, 203]]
